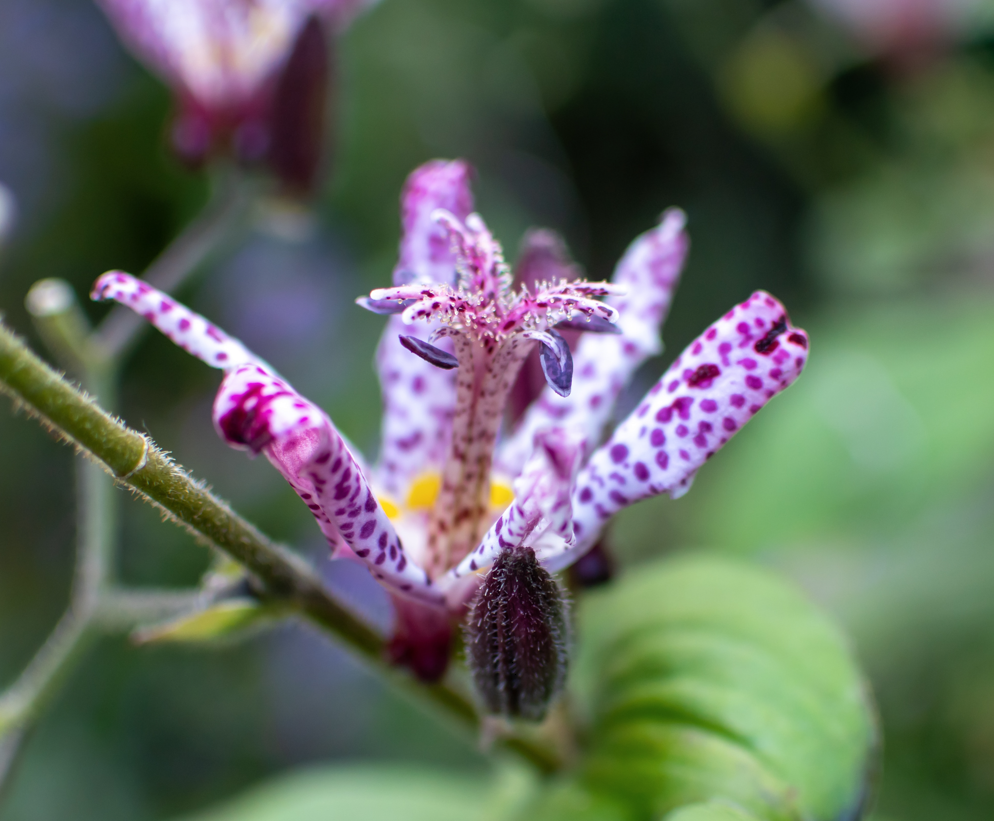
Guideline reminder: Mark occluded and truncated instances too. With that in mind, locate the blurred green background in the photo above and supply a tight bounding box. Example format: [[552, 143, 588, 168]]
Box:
[[1, 0, 993, 818]]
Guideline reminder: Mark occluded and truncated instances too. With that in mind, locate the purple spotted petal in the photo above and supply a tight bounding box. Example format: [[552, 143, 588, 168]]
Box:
[[214, 365, 441, 604], [373, 160, 474, 496], [91, 271, 258, 369], [91, 272, 442, 607], [513, 229, 581, 289], [554, 291, 809, 570], [448, 428, 582, 582], [393, 159, 474, 286], [497, 209, 689, 475]]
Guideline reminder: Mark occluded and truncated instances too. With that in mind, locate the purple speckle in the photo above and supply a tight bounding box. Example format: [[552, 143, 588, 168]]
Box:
[[610, 444, 629, 464], [722, 417, 737, 432], [634, 462, 649, 481], [650, 428, 666, 447], [745, 375, 763, 390], [700, 399, 718, 413], [687, 363, 720, 388]]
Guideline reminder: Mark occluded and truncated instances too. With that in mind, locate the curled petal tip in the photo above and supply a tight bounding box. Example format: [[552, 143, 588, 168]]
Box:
[[91, 270, 128, 301], [659, 207, 687, 236], [356, 295, 411, 315]]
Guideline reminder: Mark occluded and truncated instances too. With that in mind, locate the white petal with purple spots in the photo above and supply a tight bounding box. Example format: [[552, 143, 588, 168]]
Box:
[[554, 290, 809, 570]]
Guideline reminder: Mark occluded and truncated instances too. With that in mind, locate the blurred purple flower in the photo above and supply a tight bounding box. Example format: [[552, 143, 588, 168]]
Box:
[[808, 0, 978, 62], [92, 159, 809, 684], [97, 0, 376, 191]]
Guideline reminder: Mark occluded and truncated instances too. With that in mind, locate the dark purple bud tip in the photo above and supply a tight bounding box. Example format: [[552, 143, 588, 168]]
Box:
[[466, 547, 569, 721], [539, 329, 573, 397], [399, 335, 459, 369], [556, 315, 622, 335], [356, 296, 413, 315]]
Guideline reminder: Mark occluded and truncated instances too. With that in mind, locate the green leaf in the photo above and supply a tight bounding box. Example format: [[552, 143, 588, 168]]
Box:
[[572, 555, 875, 821], [170, 764, 490, 821], [512, 778, 637, 821], [132, 599, 270, 644]]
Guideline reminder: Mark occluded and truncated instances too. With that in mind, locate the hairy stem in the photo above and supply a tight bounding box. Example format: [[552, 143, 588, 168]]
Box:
[[0, 320, 561, 774]]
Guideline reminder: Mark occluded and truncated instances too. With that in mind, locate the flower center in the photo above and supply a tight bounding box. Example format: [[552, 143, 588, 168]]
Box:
[[363, 210, 620, 578]]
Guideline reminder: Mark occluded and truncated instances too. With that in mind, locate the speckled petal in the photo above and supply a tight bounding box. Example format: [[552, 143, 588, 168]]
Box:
[[497, 209, 689, 475], [393, 160, 474, 286], [214, 365, 442, 605], [91, 271, 257, 368], [555, 290, 809, 570], [91, 272, 442, 607], [448, 428, 582, 581], [374, 160, 474, 496]]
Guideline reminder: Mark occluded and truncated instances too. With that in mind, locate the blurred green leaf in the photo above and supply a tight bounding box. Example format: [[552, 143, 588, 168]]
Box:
[[131, 599, 270, 645], [170, 765, 490, 821], [613, 294, 994, 559], [664, 801, 764, 821], [572, 555, 875, 821], [512, 778, 636, 821]]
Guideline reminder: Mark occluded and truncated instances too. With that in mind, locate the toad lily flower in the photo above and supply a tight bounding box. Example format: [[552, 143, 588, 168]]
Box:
[[98, 0, 376, 191], [91, 159, 809, 699]]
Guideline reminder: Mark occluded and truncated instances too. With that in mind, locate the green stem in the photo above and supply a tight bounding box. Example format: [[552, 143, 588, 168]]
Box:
[[0, 320, 562, 774], [91, 165, 254, 362], [95, 588, 203, 630], [0, 286, 121, 791]]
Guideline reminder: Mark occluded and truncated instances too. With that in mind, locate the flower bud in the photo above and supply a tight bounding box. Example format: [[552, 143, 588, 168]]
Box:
[[466, 546, 569, 721]]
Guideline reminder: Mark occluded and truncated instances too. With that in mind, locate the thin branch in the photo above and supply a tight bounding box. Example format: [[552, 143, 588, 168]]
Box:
[[0, 613, 95, 736], [0, 320, 562, 774], [92, 166, 254, 361], [95, 588, 204, 631], [0, 287, 121, 791]]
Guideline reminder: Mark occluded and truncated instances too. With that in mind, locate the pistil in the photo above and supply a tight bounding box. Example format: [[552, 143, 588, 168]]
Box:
[[425, 332, 533, 577]]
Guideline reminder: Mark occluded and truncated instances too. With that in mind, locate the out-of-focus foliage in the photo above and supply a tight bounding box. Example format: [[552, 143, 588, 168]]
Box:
[[172, 765, 491, 821], [572, 556, 873, 821], [166, 557, 872, 821], [2, 0, 994, 818]]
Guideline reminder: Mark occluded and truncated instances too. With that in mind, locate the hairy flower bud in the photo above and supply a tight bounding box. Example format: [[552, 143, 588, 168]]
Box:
[[466, 546, 569, 721]]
